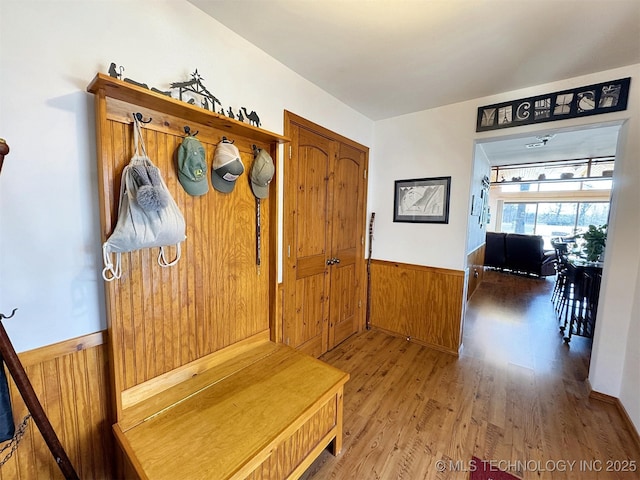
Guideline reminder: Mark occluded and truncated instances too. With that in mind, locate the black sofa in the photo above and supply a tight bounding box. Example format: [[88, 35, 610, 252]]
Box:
[[484, 232, 556, 277]]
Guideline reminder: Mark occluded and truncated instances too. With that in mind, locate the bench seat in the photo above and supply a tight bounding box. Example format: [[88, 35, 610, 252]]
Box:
[[113, 336, 349, 480]]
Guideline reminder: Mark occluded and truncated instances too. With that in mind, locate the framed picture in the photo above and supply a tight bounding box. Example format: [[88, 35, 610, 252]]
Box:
[[393, 176, 451, 223], [471, 194, 482, 216]]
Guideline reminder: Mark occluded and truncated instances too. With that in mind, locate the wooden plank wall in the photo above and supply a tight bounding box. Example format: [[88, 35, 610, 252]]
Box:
[[0, 332, 114, 480], [466, 243, 486, 300], [369, 260, 466, 355], [94, 93, 278, 419]]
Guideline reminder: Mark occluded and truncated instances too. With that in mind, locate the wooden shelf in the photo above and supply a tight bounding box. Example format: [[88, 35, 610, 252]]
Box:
[[87, 73, 289, 145]]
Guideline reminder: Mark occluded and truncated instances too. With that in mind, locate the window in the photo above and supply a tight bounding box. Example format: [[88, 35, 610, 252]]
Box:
[[492, 157, 614, 193], [501, 201, 609, 249], [502, 203, 536, 234], [491, 157, 613, 249], [576, 202, 610, 231], [536, 203, 579, 239]]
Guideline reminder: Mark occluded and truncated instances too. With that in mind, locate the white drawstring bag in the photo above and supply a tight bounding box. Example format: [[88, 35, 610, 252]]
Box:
[[102, 114, 186, 281]]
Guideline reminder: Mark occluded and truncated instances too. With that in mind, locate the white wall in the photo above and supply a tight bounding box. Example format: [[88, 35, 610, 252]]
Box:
[[467, 145, 491, 253], [371, 102, 476, 270], [0, 0, 373, 353], [590, 115, 640, 425], [621, 261, 640, 428], [370, 64, 640, 432]]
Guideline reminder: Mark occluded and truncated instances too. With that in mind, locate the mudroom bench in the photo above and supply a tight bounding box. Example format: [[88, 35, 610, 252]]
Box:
[[114, 332, 349, 479], [87, 74, 349, 479]]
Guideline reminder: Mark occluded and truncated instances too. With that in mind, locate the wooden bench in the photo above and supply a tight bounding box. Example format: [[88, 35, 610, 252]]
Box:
[[88, 74, 349, 479], [113, 332, 349, 479]]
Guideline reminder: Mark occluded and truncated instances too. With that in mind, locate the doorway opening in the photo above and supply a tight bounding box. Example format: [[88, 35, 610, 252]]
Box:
[[470, 121, 622, 367]]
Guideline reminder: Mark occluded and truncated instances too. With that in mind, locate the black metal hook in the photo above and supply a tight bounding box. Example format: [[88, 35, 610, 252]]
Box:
[[221, 136, 234, 144], [0, 308, 17, 320], [133, 112, 152, 124], [184, 126, 199, 137]]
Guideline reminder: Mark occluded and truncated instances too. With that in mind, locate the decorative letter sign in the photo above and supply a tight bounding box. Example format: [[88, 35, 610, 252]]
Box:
[[476, 78, 630, 132]]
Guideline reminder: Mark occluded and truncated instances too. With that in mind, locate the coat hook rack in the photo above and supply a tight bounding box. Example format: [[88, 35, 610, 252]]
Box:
[[184, 126, 199, 137], [133, 112, 152, 124]]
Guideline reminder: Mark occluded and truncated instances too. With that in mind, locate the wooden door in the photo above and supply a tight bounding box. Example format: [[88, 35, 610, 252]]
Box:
[[327, 142, 367, 349], [283, 112, 368, 357], [284, 124, 334, 356]]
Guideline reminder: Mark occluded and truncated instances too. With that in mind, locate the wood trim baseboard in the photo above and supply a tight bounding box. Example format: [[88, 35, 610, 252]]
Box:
[[587, 381, 640, 450], [371, 326, 459, 357]]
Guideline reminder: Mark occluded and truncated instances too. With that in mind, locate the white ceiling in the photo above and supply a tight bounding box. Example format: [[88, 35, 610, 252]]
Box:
[[188, 0, 638, 164], [477, 122, 621, 166]]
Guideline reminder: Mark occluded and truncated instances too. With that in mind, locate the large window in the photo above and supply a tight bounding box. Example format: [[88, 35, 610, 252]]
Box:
[[491, 156, 613, 249], [502, 201, 610, 248], [491, 156, 614, 192]]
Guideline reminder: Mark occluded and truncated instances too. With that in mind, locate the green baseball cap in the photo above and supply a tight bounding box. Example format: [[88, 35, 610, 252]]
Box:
[[177, 136, 209, 196]]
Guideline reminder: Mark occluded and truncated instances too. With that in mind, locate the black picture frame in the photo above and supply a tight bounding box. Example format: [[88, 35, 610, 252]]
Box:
[[393, 176, 451, 223], [476, 77, 631, 132]]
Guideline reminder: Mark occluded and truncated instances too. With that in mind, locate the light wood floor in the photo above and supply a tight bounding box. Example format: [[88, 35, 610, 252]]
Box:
[[302, 270, 640, 479]]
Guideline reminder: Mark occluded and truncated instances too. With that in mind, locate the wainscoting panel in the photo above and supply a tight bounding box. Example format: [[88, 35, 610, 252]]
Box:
[[369, 260, 466, 355], [466, 243, 486, 300], [0, 332, 114, 480]]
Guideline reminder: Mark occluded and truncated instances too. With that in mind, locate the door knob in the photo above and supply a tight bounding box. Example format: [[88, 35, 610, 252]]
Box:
[[333, 257, 340, 264], [326, 259, 334, 266]]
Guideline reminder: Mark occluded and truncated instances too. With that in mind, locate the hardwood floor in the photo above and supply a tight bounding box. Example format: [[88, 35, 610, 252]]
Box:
[[302, 269, 640, 479]]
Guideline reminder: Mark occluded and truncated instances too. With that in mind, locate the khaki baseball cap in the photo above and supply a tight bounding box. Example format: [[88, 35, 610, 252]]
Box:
[[250, 148, 275, 199]]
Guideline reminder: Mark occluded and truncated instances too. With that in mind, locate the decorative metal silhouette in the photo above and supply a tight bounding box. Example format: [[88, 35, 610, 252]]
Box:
[[108, 62, 124, 79], [170, 70, 221, 113], [108, 66, 264, 127], [150, 86, 172, 96], [124, 77, 149, 89], [107, 63, 170, 96], [241, 107, 261, 127]]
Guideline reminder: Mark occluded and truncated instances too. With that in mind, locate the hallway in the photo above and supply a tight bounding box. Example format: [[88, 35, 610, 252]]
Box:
[[464, 269, 592, 381], [302, 269, 639, 479]]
